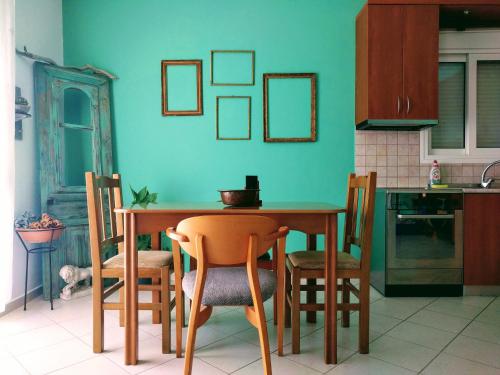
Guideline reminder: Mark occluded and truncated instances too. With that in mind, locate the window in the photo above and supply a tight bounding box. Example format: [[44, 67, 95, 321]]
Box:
[[422, 31, 500, 163]]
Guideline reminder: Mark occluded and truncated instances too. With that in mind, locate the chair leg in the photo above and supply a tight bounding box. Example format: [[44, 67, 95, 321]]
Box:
[[254, 301, 272, 375], [92, 278, 104, 353], [284, 264, 291, 328], [184, 296, 202, 375], [291, 267, 301, 354], [359, 277, 370, 354], [152, 277, 161, 324], [119, 279, 125, 327], [161, 267, 171, 354], [342, 278, 350, 328]]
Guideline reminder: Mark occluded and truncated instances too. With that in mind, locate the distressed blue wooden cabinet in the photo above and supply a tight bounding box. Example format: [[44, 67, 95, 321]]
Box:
[[34, 63, 113, 299]]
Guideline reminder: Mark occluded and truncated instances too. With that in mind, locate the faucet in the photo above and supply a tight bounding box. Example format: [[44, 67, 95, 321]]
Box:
[[481, 160, 500, 188]]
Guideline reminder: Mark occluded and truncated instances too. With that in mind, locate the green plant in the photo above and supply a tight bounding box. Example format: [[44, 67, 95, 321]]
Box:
[[130, 185, 158, 249], [130, 186, 158, 208]]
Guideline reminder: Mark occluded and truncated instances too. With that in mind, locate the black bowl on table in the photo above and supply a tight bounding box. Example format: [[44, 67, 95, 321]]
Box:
[[218, 189, 260, 207]]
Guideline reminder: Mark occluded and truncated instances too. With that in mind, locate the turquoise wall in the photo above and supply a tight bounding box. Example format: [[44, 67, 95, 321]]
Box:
[[63, 0, 364, 248]]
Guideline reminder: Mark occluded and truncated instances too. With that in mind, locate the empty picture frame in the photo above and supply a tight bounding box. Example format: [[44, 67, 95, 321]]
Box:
[[211, 50, 255, 86], [161, 60, 203, 116], [216, 96, 251, 140], [263, 73, 316, 142]]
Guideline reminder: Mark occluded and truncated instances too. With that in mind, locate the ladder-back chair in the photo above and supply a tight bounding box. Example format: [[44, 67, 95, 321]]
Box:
[[285, 172, 377, 355]]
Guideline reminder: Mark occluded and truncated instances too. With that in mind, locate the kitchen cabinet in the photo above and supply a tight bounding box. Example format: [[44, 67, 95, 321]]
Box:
[[355, 4, 439, 129], [464, 193, 500, 285]]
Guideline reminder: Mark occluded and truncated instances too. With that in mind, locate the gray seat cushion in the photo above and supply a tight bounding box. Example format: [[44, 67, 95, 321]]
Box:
[[182, 267, 276, 306]]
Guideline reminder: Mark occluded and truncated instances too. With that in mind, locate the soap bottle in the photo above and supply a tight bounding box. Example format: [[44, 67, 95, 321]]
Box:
[[429, 160, 441, 185]]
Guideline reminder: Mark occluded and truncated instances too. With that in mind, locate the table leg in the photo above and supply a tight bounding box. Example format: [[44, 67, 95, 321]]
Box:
[[272, 243, 277, 325], [324, 214, 338, 364], [306, 234, 317, 323], [124, 213, 138, 365]]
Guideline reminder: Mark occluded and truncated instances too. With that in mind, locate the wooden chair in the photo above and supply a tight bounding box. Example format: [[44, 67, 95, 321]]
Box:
[[85, 172, 182, 354], [167, 215, 289, 375], [284, 172, 377, 355]]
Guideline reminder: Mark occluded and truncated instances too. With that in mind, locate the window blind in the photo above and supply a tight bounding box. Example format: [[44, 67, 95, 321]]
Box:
[[477, 61, 500, 149], [432, 62, 465, 149]]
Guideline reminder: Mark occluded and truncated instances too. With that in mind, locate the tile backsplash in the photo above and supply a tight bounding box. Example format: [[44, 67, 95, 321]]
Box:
[[355, 131, 500, 188]]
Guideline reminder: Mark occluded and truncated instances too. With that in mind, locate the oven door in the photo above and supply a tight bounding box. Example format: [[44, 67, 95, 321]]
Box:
[[387, 209, 463, 269]]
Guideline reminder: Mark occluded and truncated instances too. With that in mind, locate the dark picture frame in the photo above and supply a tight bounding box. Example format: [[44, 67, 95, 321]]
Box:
[[161, 59, 203, 116], [263, 73, 317, 142]]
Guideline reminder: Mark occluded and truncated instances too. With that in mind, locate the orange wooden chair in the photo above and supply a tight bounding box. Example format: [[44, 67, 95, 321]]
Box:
[[167, 215, 289, 375], [86, 172, 183, 354], [284, 172, 377, 355]]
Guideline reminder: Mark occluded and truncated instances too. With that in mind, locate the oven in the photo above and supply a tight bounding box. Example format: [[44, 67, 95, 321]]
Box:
[[385, 191, 463, 295]]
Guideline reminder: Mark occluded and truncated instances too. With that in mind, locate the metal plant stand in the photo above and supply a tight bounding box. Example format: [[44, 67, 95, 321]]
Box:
[[15, 228, 61, 311]]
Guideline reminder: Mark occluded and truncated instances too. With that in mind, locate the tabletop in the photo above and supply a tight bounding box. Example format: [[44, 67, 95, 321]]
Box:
[[115, 201, 345, 214]]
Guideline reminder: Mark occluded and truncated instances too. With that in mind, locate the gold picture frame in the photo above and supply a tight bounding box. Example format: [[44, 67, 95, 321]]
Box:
[[161, 59, 203, 116], [216, 96, 251, 140], [263, 73, 317, 143], [210, 50, 255, 86]]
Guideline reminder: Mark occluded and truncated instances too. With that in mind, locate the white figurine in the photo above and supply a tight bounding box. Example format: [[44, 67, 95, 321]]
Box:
[[59, 265, 93, 300]]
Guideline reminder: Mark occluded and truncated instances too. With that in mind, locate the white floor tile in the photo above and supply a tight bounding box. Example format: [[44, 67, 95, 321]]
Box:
[[2, 355, 30, 375], [422, 353, 500, 375], [475, 306, 500, 327], [445, 335, 500, 369], [49, 356, 129, 375], [328, 353, 417, 375], [336, 323, 383, 352], [370, 298, 434, 320], [408, 309, 470, 333], [350, 311, 402, 334], [195, 336, 262, 373], [15, 337, 96, 375], [386, 321, 455, 351], [426, 299, 483, 319], [0, 308, 54, 338], [80, 320, 155, 352], [170, 323, 229, 351], [235, 316, 322, 352], [104, 336, 175, 374], [461, 321, 500, 345], [283, 329, 355, 373], [140, 357, 225, 374], [2, 323, 73, 355], [368, 335, 438, 372], [438, 296, 494, 308], [234, 353, 322, 374], [203, 309, 253, 336]]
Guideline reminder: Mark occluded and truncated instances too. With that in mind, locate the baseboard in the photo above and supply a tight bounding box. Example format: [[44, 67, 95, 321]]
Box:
[[464, 285, 500, 296], [0, 285, 43, 317]]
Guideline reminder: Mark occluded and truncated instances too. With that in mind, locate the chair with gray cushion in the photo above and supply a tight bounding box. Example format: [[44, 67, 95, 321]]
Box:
[[167, 215, 289, 375]]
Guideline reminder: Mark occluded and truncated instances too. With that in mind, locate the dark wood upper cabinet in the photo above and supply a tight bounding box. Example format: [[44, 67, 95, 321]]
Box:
[[464, 194, 500, 286], [403, 5, 439, 120], [356, 4, 439, 129]]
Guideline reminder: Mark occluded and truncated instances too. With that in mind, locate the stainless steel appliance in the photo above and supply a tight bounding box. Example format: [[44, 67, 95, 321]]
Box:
[[371, 190, 463, 296]]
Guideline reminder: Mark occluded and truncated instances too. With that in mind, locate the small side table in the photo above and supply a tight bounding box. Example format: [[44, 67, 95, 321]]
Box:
[[15, 227, 65, 310]]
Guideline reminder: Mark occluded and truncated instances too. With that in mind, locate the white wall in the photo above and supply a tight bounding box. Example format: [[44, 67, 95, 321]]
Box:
[[12, 0, 63, 303]]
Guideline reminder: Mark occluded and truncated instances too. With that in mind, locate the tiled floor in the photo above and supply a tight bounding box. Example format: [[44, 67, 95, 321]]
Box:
[[1, 288, 500, 375]]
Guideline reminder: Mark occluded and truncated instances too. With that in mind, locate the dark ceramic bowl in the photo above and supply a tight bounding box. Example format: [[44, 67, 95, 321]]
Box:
[[218, 189, 259, 206]]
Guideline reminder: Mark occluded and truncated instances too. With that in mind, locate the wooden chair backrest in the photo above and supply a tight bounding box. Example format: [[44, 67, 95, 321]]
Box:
[[85, 172, 124, 271], [176, 215, 280, 266], [342, 172, 377, 270]]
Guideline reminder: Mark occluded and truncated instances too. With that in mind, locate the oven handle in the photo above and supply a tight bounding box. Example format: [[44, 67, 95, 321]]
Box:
[[397, 214, 455, 219]]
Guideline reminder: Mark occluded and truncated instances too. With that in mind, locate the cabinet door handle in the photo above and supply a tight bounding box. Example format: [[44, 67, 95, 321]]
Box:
[[406, 96, 411, 114], [397, 96, 401, 114]]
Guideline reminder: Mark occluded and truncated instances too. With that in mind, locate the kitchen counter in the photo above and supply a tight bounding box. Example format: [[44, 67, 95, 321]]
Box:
[[384, 184, 500, 194]]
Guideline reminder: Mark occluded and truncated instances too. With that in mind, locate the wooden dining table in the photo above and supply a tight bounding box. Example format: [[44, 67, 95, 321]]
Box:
[[115, 201, 345, 365]]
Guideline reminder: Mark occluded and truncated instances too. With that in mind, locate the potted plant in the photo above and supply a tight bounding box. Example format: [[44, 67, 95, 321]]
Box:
[[15, 211, 65, 243]]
